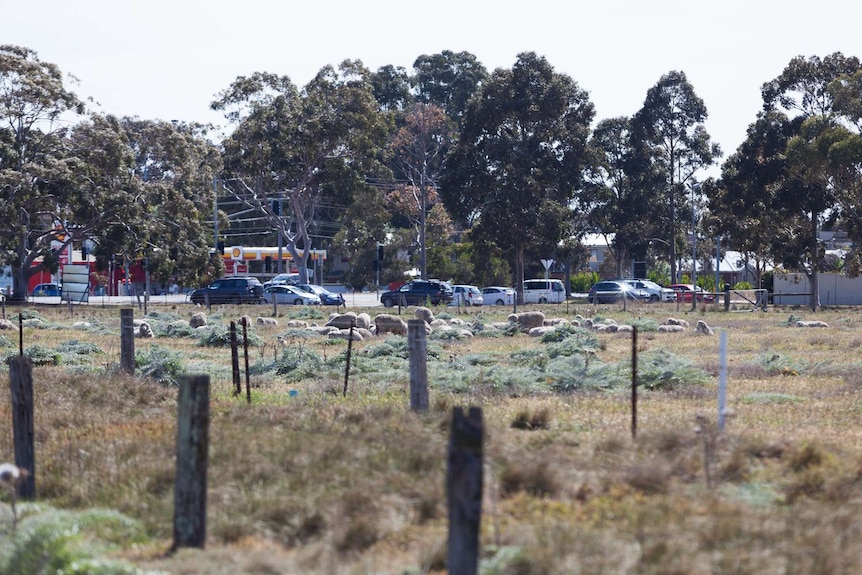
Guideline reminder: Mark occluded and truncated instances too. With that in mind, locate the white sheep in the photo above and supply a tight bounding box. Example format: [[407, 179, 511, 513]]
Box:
[[695, 320, 714, 335], [658, 324, 686, 333], [796, 320, 829, 328], [189, 312, 207, 328], [507, 311, 545, 332], [256, 317, 278, 327], [374, 314, 408, 336], [666, 317, 690, 328], [414, 306, 435, 323]]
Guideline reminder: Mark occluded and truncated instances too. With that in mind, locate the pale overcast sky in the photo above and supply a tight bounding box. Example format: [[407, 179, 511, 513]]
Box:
[[6, 0, 862, 176]]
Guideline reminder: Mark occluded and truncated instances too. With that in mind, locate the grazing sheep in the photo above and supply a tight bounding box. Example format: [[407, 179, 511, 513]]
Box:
[[136, 321, 154, 338], [458, 329, 474, 338], [72, 321, 91, 330], [326, 312, 358, 329], [430, 319, 449, 328], [658, 324, 686, 333], [328, 329, 364, 342], [374, 314, 409, 336], [614, 324, 634, 333], [449, 317, 467, 326], [189, 312, 207, 329], [414, 307, 435, 323], [594, 324, 616, 333], [528, 326, 557, 337], [307, 325, 340, 336], [507, 311, 545, 332], [0, 319, 18, 330], [695, 320, 714, 335], [256, 317, 278, 327], [796, 320, 829, 328], [355, 313, 372, 330], [544, 318, 569, 326], [237, 315, 253, 328], [286, 320, 309, 329], [666, 317, 689, 328]]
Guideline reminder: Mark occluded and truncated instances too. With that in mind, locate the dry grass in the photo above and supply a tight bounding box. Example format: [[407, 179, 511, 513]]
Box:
[[3, 302, 862, 573]]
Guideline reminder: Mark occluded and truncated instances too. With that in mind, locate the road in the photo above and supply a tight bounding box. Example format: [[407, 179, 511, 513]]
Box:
[[25, 291, 386, 308]]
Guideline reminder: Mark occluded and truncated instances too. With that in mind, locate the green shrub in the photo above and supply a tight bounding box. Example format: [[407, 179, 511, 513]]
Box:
[[734, 281, 754, 290], [136, 344, 186, 386], [570, 271, 600, 293], [195, 323, 262, 348]]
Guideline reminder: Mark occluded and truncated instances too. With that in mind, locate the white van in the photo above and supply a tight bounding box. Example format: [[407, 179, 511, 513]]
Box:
[[522, 279, 566, 304]]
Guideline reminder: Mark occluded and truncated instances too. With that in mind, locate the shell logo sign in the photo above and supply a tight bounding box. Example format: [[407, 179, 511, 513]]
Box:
[[230, 246, 243, 260]]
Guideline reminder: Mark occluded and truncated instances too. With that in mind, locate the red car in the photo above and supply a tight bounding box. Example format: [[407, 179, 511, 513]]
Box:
[[668, 284, 715, 303]]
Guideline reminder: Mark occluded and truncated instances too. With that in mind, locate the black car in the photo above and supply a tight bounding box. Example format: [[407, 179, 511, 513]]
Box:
[[587, 280, 650, 304], [380, 280, 454, 307], [188, 277, 264, 305]]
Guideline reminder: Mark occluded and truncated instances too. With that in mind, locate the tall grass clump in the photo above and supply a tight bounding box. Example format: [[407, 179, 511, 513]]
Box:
[[195, 323, 262, 348], [0, 505, 157, 575], [635, 350, 712, 390], [135, 344, 186, 386]]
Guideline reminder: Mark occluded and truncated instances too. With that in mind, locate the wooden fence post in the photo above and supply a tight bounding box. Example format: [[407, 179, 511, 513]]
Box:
[[408, 319, 429, 411], [172, 374, 210, 551], [342, 318, 355, 397], [8, 355, 35, 500], [230, 321, 241, 396], [447, 406, 483, 575], [242, 321, 251, 404], [120, 308, 135, 375], [631, 326, 638, 440]]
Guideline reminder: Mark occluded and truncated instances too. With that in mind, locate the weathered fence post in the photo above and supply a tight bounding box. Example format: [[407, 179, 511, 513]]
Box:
[[631, 326, 638, 440], [172, 374, 210, 551], [447, 406, 483, 575], [230, 321, 241, 396], [408, 319, 429, 411], [120, 308, 135, 375], [8, 355, 35, 500], [242, 321, 251, 404], [342, 318, 355, 397]]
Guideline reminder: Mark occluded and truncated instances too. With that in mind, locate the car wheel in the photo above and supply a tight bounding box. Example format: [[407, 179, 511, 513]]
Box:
[[231, 296, 241, 305], [650, 294, 659, 302], [383, 299, 394, 308], [495, 299, 504, 306], [294, 299, 303, 305], [538, 297, 548, 304]]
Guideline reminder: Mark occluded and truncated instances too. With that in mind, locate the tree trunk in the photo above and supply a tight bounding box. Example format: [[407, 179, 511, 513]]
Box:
[[515, 244, 525, 305], [810, 213, 820, 312]]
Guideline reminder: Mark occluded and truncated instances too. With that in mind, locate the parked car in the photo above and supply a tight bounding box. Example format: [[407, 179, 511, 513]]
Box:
[[522, 278, 567, 304], [263, 284, 321, 305], [295, 284, 345, 306], [380, 280, 454, 307], [622, 279, 677, 302], [188, 277, 264, 305], [481, 286, 516, 306], [588, 280, 650, 304], [450, 285, 484, 306], [262, 273, 300, 288], [31, 283, 62, 297], [668, 284, 715, 303]]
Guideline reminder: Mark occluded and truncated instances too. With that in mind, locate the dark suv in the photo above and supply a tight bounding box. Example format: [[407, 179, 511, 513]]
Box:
[[189, 277, 264, 305], [380, 280, 454, 307]]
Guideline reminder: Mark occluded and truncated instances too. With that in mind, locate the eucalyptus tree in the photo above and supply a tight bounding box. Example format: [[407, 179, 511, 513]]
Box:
[[212, 62, 390, 284], [412, 50, 488, 120], [709, 110, 795, 289], [824, 70, 862, 275], [440, 52, 594, 302], [0, 45, 86, 300], [369, 64, 414, 113], [111, 118, 222, 287], [582, 116, 664, 277], [388, 102, 455, 279], [759, 52, 862, 310], [632, 71, 721, 284]]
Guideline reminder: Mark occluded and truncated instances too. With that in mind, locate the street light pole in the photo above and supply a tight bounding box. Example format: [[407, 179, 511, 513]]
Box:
[[691, 183, 701, 311]]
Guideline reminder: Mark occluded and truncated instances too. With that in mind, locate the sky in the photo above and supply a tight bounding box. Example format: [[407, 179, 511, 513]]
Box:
[[5, 0, 862, 178]]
